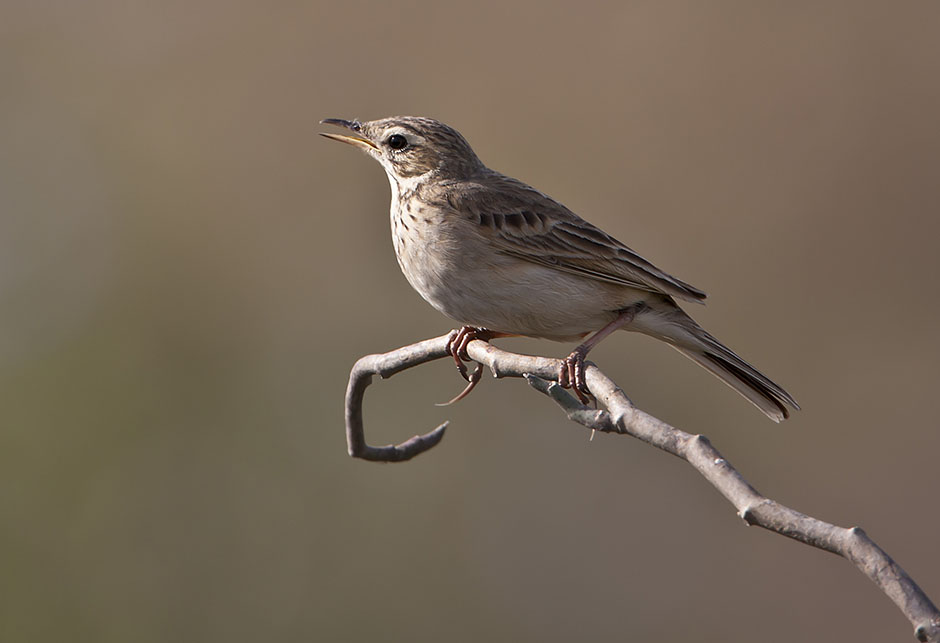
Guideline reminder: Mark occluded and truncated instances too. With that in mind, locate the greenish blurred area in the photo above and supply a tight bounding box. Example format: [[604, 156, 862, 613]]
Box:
[[2, 2, 938, 641]]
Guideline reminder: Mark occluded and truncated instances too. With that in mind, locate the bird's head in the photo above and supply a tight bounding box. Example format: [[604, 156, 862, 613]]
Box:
[[320, 116, 483, 181]]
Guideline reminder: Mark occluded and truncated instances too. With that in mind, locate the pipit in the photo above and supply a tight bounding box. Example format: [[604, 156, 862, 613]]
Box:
[[321, 116, 799, 421]]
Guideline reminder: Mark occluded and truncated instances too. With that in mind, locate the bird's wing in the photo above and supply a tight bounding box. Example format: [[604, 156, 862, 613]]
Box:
[[439, 175, 707, 303]]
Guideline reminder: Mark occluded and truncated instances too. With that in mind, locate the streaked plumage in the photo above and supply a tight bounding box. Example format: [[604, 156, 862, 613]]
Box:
[[321, 116, 799, 421]]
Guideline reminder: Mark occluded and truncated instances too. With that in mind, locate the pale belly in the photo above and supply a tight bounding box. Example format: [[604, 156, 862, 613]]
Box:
[[391, 210, 644, 341]]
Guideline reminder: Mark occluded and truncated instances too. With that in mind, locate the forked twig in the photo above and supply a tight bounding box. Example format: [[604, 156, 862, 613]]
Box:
[[344, 333, 940, 642]]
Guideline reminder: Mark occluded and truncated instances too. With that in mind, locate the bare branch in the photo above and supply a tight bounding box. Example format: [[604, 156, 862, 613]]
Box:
[[344, 333, 940, 641]]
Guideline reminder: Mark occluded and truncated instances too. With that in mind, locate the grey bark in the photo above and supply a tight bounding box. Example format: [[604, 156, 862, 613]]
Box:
[[344, 332, 940, 642]]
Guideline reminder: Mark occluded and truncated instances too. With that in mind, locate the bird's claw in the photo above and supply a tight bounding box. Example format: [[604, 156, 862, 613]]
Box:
[[558, 349, 592, 405], [447, 326, 480, 381], [439, 326, 493, 405], [435, 363, 484, 406]]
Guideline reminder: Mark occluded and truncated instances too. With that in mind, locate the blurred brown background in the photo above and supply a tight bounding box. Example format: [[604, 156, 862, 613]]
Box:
[[2, 1, 938, 641]]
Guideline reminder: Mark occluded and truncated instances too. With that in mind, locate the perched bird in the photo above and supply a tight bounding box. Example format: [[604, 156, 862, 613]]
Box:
[[321, 116, 799, 421]]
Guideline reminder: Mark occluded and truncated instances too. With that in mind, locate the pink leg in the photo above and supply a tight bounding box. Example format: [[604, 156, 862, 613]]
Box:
[[558, 305, 643, 403]]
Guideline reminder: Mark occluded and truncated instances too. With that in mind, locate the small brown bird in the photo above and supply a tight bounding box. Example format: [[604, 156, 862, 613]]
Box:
[[321, 116, 799, 421]]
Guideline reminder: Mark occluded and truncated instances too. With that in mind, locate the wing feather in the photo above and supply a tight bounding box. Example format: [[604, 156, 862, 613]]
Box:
[[436, 173, 707, 303]]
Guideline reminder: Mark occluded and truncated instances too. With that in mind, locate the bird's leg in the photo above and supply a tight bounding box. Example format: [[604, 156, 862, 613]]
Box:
[[559, 305, 643, 404]]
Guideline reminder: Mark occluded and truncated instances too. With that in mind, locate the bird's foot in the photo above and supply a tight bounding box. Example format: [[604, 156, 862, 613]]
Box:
[[558, 348, 593, 405], [436, 327, 494, 406], [447, 326, 494, 380]]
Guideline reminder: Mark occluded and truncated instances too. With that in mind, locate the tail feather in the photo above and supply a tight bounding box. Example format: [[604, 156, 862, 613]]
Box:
[[673, 343, 797, 422], [631, 301, 800, 422]]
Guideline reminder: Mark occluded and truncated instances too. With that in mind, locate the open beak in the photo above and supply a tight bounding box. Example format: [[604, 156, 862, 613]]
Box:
[[319, 118, 379, 151]]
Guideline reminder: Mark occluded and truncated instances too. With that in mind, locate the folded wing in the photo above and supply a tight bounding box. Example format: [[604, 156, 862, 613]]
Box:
[[440, 173, 707, 304]]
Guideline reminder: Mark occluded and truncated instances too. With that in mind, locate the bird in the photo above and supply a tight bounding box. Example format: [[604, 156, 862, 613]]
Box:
[[320, 116, 799, 421]]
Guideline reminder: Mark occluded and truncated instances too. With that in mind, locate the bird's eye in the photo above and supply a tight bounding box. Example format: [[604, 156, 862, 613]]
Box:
[[387, 134, 408, 150]]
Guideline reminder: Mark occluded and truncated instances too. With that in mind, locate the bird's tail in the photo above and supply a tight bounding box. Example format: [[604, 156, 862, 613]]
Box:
[[631, 301, 800, 422]]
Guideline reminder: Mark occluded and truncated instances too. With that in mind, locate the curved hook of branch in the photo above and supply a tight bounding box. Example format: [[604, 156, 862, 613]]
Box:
[[345, 334, 455, 461], [343, 334, 940, 641], [344, 332, 570, 462]]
